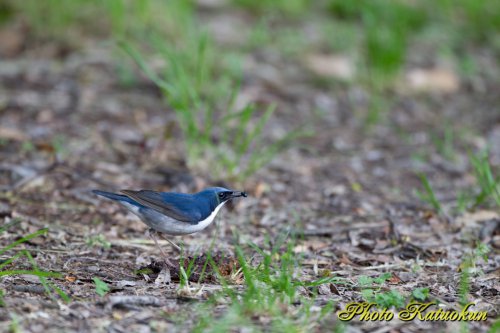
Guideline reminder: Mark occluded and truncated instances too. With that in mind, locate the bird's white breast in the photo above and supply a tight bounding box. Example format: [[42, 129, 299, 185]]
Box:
[[192, 201, 226, 232]]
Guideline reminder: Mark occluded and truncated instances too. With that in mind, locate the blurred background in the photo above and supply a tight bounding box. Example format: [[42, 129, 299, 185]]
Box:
[[1, 0, 499, 186], [0, 0, 499, 331], [1, 0, 499, 219]]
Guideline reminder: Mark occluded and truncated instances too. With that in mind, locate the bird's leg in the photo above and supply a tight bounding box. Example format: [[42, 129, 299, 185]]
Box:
[[147, 229, 175, 268], [157, 233, 182, 253]]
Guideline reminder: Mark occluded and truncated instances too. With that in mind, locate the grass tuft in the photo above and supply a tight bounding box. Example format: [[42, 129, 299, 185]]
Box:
[[469, 150, 500, 208], [93, 277, 110, 297], [122, 14, 305, 181], [0, 219, 69, 302], [416, 173, 442, 213], [191, 235, 347, 332]]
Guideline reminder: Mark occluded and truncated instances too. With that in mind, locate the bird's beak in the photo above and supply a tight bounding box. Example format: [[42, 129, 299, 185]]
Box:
[[231, 191, 247, 198]]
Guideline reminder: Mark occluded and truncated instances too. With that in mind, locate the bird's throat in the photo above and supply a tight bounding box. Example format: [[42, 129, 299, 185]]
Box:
[[196, 202, 226, 227]]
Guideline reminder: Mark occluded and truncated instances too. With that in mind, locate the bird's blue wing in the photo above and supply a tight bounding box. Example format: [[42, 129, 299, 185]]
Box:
[[121, 190, 202, 223]]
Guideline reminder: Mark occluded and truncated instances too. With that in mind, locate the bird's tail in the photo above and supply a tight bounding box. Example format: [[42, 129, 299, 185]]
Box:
[[92, 190, 132, 202]]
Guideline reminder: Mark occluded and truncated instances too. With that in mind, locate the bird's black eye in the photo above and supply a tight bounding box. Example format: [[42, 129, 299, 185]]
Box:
[[218, 192, 224, 198]]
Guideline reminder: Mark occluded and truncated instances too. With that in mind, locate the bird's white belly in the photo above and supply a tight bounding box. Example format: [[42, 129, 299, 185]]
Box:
[[121, 201, 225, 235]]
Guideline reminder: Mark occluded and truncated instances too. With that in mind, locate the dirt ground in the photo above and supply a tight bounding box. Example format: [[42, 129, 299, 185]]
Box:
[[0, 4, 499, 333]]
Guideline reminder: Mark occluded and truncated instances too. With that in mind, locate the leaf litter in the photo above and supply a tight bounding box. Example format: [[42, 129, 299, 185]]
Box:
[[0, 3, 499, 333]]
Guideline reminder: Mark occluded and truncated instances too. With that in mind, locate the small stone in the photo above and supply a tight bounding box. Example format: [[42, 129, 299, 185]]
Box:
[[405, 68, 459, 94], [305, 54, 355, 80]]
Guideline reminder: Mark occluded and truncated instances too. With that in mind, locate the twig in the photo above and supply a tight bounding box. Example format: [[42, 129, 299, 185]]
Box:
[[109, 238, 181, 252], [292, 221, 388, 236], [357, 261, 450, 271], [12, 285, 46, 294], [106, 295, 162, 310]]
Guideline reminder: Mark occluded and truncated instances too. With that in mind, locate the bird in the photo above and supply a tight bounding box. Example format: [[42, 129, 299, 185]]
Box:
[[92, 187, 247, 263]]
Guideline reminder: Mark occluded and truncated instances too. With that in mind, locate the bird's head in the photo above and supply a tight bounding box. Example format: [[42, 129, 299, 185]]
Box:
[[198, 187, 247, 208]]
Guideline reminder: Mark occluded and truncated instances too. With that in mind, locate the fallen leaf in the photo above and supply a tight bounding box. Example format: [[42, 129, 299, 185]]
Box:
[[330, 283, 340, 295], [65, 275, 77, 283], [154, 267, 171, 286], [339, 253, 354, 266], [318, 283, 332, 295], [388, 274, 402, 284]]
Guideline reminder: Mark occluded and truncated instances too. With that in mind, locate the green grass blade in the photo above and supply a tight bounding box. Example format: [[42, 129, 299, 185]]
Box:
[[0, 228, 48, 257], [25, 250, 70, 302], [417, 173, 442, 213], [0, 218, 22, 234], [119, 41, 172, 92], [0, 270, 61, 278], [0, 251, 25, 270]]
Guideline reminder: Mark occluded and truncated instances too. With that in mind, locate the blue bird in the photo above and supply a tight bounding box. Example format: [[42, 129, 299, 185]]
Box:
[[93, 187, 247, 236], [93, 187, 247, 265], [92, 187, 247, 260]]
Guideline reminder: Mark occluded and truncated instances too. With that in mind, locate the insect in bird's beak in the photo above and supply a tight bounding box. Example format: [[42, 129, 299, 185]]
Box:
[[232, 191, 247, 198]]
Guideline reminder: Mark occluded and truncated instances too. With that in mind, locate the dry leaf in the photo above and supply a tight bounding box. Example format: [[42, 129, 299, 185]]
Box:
[[65, 275, 77, 283], [388, 274, 402, 284]]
